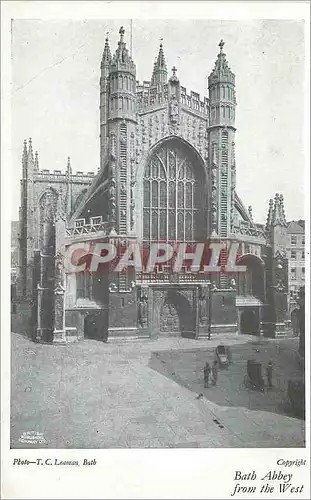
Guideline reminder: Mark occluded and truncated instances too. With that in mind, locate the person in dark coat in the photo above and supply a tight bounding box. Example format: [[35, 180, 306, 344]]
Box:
[[291, 307, 300, 336], [266, 360, 273, 388], [204, 362, 211, 388], [211, 360, 218, 386]]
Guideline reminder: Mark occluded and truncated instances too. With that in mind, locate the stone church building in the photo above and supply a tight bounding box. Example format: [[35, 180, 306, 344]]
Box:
[[13, 27, 289, 343]]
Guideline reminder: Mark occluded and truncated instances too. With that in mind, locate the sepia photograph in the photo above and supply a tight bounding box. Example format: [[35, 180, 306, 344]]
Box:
[[1, 1, 309, 498]]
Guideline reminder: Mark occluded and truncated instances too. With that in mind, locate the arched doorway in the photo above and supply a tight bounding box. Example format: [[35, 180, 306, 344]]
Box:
[[237, 254, 265, 300], [240, 308, 259, 335], [159, 289, 195, 338]]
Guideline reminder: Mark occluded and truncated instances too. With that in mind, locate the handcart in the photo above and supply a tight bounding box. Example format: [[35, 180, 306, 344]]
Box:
[[215, 344, 230, 368]]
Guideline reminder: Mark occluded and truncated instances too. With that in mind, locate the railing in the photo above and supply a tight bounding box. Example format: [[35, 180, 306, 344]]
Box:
[[136, 270, 210, 284], [231, 223, 266, 239], [35, 171, 95, 183], [66, 218, 109, 237]]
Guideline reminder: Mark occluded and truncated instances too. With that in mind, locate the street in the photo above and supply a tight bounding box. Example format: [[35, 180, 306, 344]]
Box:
[[11, 332, 305, 449]]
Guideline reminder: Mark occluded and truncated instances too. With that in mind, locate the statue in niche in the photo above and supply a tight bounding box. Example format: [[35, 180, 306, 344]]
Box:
[[109, 183, 116, 201], [199, 289, 208, 324], [138, 292, 148, 327], [109, 184, 116, 221], [120, 183, 126, 195], [121, 48, 127, 63], [169, 95, 179, 123], [109, 133, 116, 159], [130, 202, 135, 229], [109, 160, 116, 181]]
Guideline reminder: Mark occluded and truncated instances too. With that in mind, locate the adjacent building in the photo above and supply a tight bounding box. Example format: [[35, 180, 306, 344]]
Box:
[[286, 220, 305, 316]]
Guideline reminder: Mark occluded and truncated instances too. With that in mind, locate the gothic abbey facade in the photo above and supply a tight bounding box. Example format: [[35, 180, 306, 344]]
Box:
[[13, 27, 289, 343]]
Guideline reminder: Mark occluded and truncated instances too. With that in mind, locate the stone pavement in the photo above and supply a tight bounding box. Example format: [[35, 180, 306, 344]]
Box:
[[10, 332, 305, 449]]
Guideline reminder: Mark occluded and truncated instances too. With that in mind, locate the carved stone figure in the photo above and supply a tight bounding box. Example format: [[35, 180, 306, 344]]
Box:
[[169, 95, 179, 123], [199, 288, 208, 324], [109, 184, 116, 221], [109, 133, 116, 159], [55, 251, 64, 286], [109, 184, 116, 201], [138, 292, 148, 327]]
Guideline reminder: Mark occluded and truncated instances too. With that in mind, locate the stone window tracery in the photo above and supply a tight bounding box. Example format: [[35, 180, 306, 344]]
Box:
[[143, 141, 203, 242]]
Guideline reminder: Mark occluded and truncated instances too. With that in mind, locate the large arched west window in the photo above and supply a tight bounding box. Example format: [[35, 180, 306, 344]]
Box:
[[143, 139, 205, 242]]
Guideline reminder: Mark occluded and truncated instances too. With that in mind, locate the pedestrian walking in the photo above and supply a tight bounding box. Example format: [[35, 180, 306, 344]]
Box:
[[204, 362, 211, 388], [211, 360, 218, 386], [291, 308, 299, 336], [266, 360, 273, 388]]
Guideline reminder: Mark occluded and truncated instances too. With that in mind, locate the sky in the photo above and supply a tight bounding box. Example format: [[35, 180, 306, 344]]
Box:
[[11, 19, 305, 223]]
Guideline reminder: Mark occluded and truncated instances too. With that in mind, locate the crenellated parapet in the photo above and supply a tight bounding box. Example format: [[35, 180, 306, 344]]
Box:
[[136, 81, 169, 111], [136, 81, 209, 118], [180, 88, 209, 116], [35, 169, 95, 183]]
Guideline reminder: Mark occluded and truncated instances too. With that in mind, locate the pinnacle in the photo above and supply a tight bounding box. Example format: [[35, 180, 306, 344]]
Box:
[[102, 32, 111, 65], [28, 137, 34, 160], [208, 40, 234, 86], [34, 151, 39, 170], [271, 192, 287, 227], [157, 40, 167, 70], [265, 198, 274, 231], [151, 40, 167, 85]]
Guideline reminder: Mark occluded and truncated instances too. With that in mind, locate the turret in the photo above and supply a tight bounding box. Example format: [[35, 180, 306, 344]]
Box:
[[208, 40, 236, 128], [100, 27, 137, 237], [208, 41, 237, 246], [151, 41, 167, 86], [108, 26, 136, 123], [34, 151, 39, 171]]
